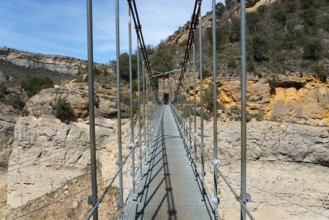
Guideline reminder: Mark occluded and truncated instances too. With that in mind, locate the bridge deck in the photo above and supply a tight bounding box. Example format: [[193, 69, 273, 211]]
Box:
[[124, 106, 211, 220]]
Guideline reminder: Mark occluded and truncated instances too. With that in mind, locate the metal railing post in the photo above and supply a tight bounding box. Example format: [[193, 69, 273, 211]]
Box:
[[212, 0, 220, 217], [188, 61, 192, 150], [199, 11, 206, 198], [193, 41, 197, 162], [147, 76, 151, 154], [137, 44, 143, 178], [86, 0, 98, 219], [128, 10, 136, 194], [142, 61, 148, 158], [240, 0, 250, 219], [115, 0, 124, 216]]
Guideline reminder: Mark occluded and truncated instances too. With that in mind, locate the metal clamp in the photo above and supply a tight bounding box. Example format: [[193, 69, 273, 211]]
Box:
[[117, 201, 123, 209], [212, 159, 221, 166], [130, 170, 135, 177], [116, 160, 122, 167], [211, 196, 220, 205], [128, 142, 135, 149], [241, 193, 251, 203], [88, 195, 97, 205]]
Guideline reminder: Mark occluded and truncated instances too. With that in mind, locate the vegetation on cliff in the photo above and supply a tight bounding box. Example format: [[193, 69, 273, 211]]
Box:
[[149, 0, 328, 81]]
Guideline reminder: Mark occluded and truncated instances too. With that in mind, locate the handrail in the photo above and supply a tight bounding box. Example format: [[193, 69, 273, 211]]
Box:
[[170, 102, 255, 220], [85, 149, 133, 220], [169, 102, 218, 220]]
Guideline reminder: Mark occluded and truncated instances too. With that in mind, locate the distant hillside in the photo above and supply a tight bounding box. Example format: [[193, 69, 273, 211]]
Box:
[[0, 48, 113, 113], [149, 0, 329, 81]]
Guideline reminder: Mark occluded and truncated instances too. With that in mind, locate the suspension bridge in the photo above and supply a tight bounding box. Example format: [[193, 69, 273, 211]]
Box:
[[85, 0, 253, 219]]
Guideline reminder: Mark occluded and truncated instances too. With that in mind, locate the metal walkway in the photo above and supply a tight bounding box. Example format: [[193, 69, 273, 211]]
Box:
[[123, 106, 211, 219]]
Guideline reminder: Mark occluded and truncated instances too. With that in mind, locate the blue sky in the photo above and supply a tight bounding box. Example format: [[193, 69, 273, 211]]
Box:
[[0, 0, 223, 64]]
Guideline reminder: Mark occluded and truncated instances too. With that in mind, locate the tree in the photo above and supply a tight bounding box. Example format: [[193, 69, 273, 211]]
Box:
[[252, 33, 270, 62], [52, 98, 74, 123], [303, 39, 322, 60], [151, 47, 173, 73], [229, 18, 240, 42], [272, 10, 287, 26], [0, 83, 8, 99], [109, 52, 138, 81], [225, 0, 236, 9], [216, 2, 226, 17], [21, 76, 53, 97]]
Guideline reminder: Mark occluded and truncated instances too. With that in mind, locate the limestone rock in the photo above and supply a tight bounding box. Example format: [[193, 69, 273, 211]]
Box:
[[268, 86, 329, 125], [203, 120, 329, 167], [7, 114, 117, 208], [187, 74, 329, 126], [25, 82, 122, 119], [0, 70, 14, 83], [0, 104, 19, 168], [0, 49, 85, 75]]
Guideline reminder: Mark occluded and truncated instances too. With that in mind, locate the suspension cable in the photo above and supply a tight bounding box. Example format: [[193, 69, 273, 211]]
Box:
[[127, 0, 160, 103], [174, 0, 202, 100]]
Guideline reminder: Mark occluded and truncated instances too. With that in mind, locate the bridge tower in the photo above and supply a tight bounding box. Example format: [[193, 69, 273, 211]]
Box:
[[158, 77, 176, 104]]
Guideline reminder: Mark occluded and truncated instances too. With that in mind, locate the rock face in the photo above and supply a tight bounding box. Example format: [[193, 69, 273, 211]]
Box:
[[7, 114, 118, 208], [193, 74, 329, 126], [0, 70, 14, 83], [203, 120, 329, 166], [0, 104, 20, 168], [25, 82, 120, 119], [267, 74, 329, 125], [199, 118, 329, 219], [6, 81, 129, 208], [0, 48, 110, 76]]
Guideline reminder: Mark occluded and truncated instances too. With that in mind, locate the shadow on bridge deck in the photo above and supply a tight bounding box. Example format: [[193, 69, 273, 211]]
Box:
[[124, 106, 212, 220]]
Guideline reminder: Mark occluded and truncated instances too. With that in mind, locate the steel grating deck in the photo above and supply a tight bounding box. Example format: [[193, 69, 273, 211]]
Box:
[[123, 106, 211, 220]]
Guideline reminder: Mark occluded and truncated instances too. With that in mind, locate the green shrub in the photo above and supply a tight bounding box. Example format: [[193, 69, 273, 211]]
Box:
[[253, 114, 263, 122], [299, 61, 310, 68], [247, 12, 260, 33], [21, 76, 53, 97], [321, 16, 329, 32], [269, 78, 278, 89], [204, 84, 218, 114], [272, 10, 287, 26], [313, 65, 327, 82], [257, 5, 268, 15], [229, 18, 240, 43], [110, 53, 138, 82], [299, 8, 317, 27], [225, 0, 236, 9], [0, 83, 8, 99], [284, 0, 297, 13], [283, 32, 297, 49], [269, 78, 278, 95], [215, 2, 226, 17], [303, 39, 322, 60], [8, 94, 25, 110], [52, 98, 74, 123], [300, 0, 317, 9], [252, 33, 270, 62], [228, 58, 238, 69]]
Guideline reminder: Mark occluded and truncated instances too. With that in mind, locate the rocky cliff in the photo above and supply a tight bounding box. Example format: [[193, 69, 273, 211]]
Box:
[[5, 81, 131, 208], [0, 48, 107, 76], [0, 104, 17, 168], [191, 73, 329, 126]]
